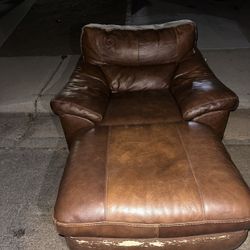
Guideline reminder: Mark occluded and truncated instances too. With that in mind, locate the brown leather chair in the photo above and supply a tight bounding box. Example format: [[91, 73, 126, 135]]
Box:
[[51, 20, 238, 146], [51, 20, 250, 250]]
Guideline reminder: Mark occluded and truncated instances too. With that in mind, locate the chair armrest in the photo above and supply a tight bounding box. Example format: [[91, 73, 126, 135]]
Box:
[[171, 49, 239, 120], [51, 59, 110, 123]]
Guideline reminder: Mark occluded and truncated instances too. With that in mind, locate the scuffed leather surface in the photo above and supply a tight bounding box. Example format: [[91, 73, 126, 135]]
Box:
[[193, 110, 229, 139], [82, 20, 196, 66], [51, 59, 110, 123], [59, 114, 94, 147], [66, 231, 248, 250], [54, 122, 250, 238], [171, 49, 239, 120], [101, 63, 176, 92], [55, 127, 108, 223], [101, 90, 182, 126]]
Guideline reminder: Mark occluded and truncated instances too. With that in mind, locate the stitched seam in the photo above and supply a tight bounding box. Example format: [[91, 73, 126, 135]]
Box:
[[173, 27, 179, 61], [156, 29, 160, 63], [176, 126, 206, 220], [53, 218, 250, 228], [105, 127, 111, 220], [137, 32, 140, 65], [60, 114, 95, 125], [156, 226, 159, 237], [68, 231, 247, 241]]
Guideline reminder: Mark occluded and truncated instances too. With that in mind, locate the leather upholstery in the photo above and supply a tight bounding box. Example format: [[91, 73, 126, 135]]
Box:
[[193, 110, 230, 139], [66, 231, 248, 250], [51, 20, 239, 140], [101, 63, 176, 92], [171, 50, 239, 121], [51, 21, 249, 250], [59, 114, 94, 146], [82, 20, 196, 66], [101, 90, 182, 125], [51, 59, 110, 123], [54, 123, 250, 238]]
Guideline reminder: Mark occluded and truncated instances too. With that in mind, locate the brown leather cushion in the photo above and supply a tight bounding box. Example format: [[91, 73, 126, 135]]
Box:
[[82, 20, 196, 66], [101, 89, 182, 125], [54, 122, 250, 238], [101, 63, 176, 92]]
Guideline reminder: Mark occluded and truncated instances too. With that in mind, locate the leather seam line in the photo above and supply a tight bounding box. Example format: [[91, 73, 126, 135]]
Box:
[[53, 218, 250, 228], [60, 114, 95, 125], [137, 33, 140, 65], [176, 126, 206, 221], [68, 231, 247, 240], [156, 226, 159, 238], [105, 126, 111, 220], [173, 26, 179, 62]]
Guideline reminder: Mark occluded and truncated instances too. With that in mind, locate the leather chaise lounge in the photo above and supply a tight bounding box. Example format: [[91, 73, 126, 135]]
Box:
[[51, 20, 250, 249]]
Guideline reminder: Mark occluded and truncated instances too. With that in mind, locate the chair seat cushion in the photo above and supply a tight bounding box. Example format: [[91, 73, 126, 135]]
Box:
[[53, 122, 250, 238], [101, 89, 182, 125]]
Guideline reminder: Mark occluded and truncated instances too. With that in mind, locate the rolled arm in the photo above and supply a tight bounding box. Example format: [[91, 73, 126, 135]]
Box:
[[171, 49, 239, 121], [51, 58, 110, 123]]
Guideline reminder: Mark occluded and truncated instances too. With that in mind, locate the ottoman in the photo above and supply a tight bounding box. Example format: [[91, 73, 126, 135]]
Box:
[[53, 122, 250, 249]]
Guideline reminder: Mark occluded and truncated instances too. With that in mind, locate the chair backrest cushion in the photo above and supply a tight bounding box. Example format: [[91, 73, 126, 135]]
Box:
[[81, 20, 197, 92], [101, 63, 176, 92]]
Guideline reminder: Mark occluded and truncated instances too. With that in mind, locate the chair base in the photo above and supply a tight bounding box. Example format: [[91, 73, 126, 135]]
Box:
[[65, 231, 248, 250]]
